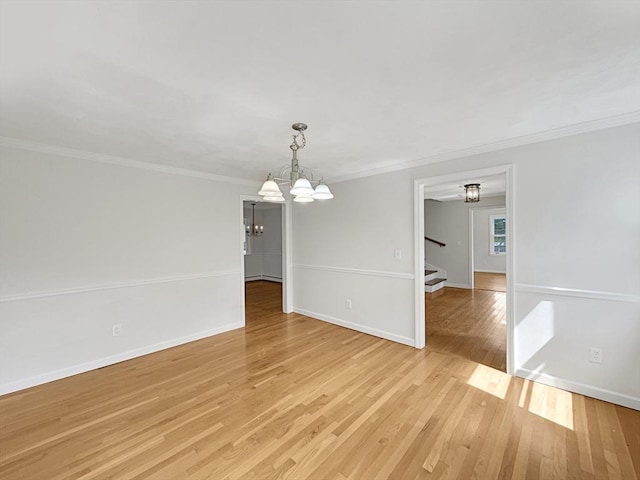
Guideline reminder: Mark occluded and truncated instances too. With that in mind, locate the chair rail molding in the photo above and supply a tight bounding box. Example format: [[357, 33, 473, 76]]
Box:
[[0, 270, 240, 303], [293, 264, 414, 280]]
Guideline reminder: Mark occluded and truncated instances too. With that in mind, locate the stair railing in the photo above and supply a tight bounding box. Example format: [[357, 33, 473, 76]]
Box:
[[425, 236, 446, 247]]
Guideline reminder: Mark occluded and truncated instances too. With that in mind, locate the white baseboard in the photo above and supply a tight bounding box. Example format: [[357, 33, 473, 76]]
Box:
[[293, 308, 415, 348], [474, 269, 506, 274], [445, 282, 472, 289], [244, 275, 282, 283], [0, 321, 244, 396], [262, 276, 283, 283], [516, 368, 640, 411]]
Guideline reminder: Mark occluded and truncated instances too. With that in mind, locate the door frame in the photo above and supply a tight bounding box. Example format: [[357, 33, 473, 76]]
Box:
[[469, 205, 507, 289], [413, 164, 515, 375], [239, 195, 293, 326]]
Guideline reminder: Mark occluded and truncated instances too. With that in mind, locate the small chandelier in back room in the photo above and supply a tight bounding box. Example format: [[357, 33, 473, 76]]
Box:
[[464, 183, 481, 203], [246, 202, 263, 237], [258, 123, 333, 203]]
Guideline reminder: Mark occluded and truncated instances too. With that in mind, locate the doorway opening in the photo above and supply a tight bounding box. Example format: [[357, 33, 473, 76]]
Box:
[[414, 165, 514, 375], [239, 197, 293, 327], [470, 206, 507, 293]]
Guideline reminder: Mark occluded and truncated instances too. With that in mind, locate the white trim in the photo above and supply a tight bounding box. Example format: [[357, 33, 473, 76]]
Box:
[[293, 264, 414, 280], [0, 136, 259, 187], [328, 111, 640, 184], [444, 282, 472, 289], [0, 270, 239, 303], [474, 269, 507, 274], [417, 165, 514, 189], [414, 181, 426, 348], [516, 368, 640, 411], [469, 206, 507, 287], [4, 112, 639, 189], [515, 284, 640, 304], [262, 275, 283, 283], [244, 275, 283, 283], [0, 321, 244, 396], [293, 308, 415, 347], [415, 164, 515, 374], [240, 195, 263, 326], [282, 201, 293, 313], [505, 165, 515, 376], [239, 196, 292, 316]]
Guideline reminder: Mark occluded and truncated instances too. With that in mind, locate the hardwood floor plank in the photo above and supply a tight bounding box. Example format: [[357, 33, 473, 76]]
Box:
[[474, 272, 506, 292], [0, 281, 638, 479], [426, 287, 506, 372]]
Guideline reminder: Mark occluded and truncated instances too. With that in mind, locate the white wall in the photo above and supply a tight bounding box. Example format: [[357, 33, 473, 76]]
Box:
[[2, 123, 638, 409], [473, 206, 507, 274], [0, 145, 257, 394], [243, 203, 283, 282], [292, 176, 416, 346], [424, 196, 505, 286], [293, 123, 640, 409]]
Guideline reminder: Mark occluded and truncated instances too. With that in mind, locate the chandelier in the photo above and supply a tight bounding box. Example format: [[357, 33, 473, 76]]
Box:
[[246, 202, 263, 237], [464, 183, 481, 203], [258, 123, 333, 203]]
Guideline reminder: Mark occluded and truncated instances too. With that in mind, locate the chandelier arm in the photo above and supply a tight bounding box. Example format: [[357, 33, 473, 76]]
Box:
[[272, 166, 318, 185]]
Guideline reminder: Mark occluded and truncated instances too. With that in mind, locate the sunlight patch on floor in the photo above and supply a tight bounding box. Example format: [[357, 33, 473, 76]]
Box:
[[466, 363, 510, 399], [527, 381, 574, 430]]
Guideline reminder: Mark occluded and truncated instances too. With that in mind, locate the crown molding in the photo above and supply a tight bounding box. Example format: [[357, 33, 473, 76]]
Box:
[[0, 137, 261, 187], [327, 111, 640, 184], [3, 111, 639, 187]]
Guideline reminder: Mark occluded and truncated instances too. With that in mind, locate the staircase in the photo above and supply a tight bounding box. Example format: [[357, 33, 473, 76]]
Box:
[[424, 237, 447, 293], [424, 268, 446, 293]]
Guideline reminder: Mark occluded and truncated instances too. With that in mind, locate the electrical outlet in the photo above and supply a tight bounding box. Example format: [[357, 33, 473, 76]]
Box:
[[394, 249, 402, 260], [112, 324, 122, 337], [589, 347, 602, 364], [345, 299, 352, 309]]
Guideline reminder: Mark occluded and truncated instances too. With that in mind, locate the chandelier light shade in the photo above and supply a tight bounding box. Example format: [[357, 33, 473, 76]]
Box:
[[258, 123, 333, 203], [258, 174, 283, 198], [313, 181, 334, 200], [464, 183, 481, 203], [290, 178, 314, 196], [246, 202, 264, 237], [293, 194, 314, 203]]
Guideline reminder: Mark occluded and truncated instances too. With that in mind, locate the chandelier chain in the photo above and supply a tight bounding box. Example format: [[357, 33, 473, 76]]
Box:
[[290, 130, 306, 152]]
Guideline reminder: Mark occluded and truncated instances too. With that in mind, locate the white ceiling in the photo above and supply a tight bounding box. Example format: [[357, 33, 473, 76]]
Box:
[[424, 174, 506, 202], [1, 1, 638, 183]]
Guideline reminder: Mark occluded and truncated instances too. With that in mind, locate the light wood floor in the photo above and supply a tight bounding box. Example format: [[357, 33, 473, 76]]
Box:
[[1, 281, 638, 479], [426, 286, 506, 372], [474, 272, 506, 292]]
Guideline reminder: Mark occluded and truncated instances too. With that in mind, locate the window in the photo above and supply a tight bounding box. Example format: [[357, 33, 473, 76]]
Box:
[[490, 215, 506, 255]]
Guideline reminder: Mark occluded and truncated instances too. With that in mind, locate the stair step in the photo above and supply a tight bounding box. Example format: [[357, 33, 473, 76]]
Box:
[[425, 269, 437, 276], [425, 278, 446, 286]]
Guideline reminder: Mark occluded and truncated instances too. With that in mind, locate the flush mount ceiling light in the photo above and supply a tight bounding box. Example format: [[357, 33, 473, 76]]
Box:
[[258, 123, 333, 203], [464, 183, 481, 203], [246, 202, 264, 237]]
